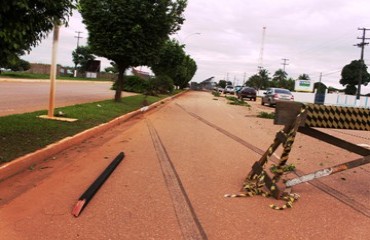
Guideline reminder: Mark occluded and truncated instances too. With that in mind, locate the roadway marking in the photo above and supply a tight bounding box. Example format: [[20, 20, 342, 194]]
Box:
[[147, 120, 207, 240], [176, 103, 370, 218]]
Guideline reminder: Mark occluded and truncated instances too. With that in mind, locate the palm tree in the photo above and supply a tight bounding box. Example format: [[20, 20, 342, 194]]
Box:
[[298, 74, 310, 80], [258, 68, 270, 90], [272, 69, 288, 88]]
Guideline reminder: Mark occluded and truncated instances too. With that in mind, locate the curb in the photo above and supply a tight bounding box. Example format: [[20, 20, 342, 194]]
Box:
[[0, 90, 189, 181]]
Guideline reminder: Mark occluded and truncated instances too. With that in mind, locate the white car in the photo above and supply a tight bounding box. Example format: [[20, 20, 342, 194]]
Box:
[[261, 88, 294, 106], [223, 86, 235, 94]]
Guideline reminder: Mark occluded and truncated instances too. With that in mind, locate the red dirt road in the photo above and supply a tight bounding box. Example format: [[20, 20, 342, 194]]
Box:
[[0, 91, 369, 239]]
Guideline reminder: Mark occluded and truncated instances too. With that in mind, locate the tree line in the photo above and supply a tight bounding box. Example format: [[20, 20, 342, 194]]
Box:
[[218, 60, 370, 96], [1, 0, 194, 101]]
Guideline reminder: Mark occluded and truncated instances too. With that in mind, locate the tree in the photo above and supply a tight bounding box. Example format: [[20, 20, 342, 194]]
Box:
[[246, 69, 270, 90], [79, 0, 187, 101], [340, 60, 370, 95], [218, 80, 227, 88], [104, 62, 119, 73], [72, 45, 95, 73], [285, 77, 295, 91], [150, 39, 196, 89], [245, 74, 261, 89], [258, 69, 270, 89], [0, 1, 75, 67], [298, 74, 310, 80], [151, 39, 185, 82], [178, 55, 197, 89], [272, 69, 288, 87], [5, 58, 31, 72]]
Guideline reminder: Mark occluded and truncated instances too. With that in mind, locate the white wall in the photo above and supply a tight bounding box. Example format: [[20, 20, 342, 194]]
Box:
[[257, 90, 370, 108]]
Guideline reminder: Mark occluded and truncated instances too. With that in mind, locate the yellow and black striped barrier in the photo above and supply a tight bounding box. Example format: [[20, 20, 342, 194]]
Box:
[[274, 101, 370, 131], [227, 101, 370, 210]]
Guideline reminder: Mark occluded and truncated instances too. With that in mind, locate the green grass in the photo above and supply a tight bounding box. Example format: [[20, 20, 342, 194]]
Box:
[[211, 91, 221, 97], [257, 111, 275, 119], [0, 94, 168, 164], [0, 72, 111, 81], [225, 96, 251, 107]]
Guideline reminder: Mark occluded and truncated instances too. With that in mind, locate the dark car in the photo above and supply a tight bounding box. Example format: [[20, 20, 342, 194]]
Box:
[[237, 87, 257, 101]]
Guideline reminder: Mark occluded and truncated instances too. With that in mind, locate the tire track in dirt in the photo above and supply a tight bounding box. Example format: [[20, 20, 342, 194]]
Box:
[[146, 120, 208, 240], [176, 103, 370, 218]]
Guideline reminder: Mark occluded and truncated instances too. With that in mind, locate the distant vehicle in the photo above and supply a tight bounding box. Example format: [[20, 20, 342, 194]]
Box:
[[261, 88, 294, 106], [234, 85, 243, 94], [0, 68, 11, 72], [223, 85, 235, 94], [237, 87, 257, 101]]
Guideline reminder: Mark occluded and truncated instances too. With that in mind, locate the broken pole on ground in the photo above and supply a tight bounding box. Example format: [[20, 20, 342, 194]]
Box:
[[72, 152, 125, 217]]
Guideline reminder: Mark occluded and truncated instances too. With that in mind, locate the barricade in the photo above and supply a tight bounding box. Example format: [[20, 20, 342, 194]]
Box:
[[234, 101, 370, 209]]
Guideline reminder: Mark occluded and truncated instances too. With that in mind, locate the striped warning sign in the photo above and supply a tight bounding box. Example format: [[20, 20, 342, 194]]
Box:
[[304, 104, 370, 131]]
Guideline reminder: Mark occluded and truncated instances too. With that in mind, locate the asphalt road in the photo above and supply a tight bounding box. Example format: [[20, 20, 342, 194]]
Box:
[[0, 80, 136, 116], [0, 91, 369, 239]]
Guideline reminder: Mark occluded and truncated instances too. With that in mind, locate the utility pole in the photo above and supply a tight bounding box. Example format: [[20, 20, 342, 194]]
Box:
[[281, 58, 289, 72], [75, 31, 83, 48], [354, 28, 370, 100], [74, 31, 83, 77], [258, 27, 266, 71]]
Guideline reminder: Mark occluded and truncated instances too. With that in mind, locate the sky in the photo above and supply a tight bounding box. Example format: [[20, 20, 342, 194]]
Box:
[[23, 0, 370, 93]]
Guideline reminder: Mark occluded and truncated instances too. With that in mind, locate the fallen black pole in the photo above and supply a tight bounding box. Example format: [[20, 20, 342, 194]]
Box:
[[72, 152, 125, 217]]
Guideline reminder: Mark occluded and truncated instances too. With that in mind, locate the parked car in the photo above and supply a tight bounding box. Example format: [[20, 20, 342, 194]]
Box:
[[237, 87, 257, 101], [261, 88, 294, 106], [223, 85, 235, 94], [234, 85, 243, 94]]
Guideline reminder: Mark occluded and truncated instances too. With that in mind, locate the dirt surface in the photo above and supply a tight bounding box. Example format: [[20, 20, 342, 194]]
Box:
[[0, 91, 369, 239]]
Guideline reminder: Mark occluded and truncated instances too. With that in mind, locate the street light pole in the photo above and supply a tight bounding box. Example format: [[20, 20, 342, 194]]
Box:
[[47, 23, 60, 118], [183, 32, 201, 43]]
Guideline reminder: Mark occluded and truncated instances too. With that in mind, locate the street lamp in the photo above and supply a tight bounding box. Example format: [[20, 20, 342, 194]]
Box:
[[176, 32, 201, 44], [183, 32, 201, 42]]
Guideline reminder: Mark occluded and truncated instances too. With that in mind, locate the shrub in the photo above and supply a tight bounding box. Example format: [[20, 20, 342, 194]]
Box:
[[212, 91, 221, 97], [151, 75, 174, 94], [112, 76, 149, 93], [257, 111, 275, 119]]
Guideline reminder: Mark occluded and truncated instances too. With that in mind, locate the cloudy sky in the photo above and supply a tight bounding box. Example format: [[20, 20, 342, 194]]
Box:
[[23, 0, 370, 93]]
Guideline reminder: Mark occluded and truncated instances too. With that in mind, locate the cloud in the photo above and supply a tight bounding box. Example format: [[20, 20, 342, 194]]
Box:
[[23, 1, 370, 93]]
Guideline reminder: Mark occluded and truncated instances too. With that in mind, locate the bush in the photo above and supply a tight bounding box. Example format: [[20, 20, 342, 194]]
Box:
[[257, 111, 275, 119], [151, 75, 174, 94], [111, 75, 174, 96], [4, 58, 31, 72], [112, 76, 149, 93], [212, 91, 221, 97]]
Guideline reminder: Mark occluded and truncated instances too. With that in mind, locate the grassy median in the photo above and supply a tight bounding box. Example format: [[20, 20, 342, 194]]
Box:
[[0, 94, 169, 164]]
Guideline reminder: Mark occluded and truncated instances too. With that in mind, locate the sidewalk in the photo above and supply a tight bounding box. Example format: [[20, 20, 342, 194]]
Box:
[[0, 91, 369, 239]]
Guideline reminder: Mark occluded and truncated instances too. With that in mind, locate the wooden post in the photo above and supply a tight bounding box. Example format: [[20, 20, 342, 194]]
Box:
[[48, 24, 60, 117]]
